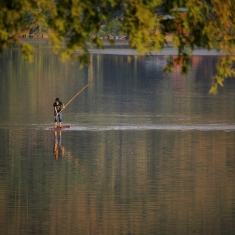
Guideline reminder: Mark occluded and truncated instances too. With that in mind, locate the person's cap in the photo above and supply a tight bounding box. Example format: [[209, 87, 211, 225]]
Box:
[[55, 98, 59, 101]]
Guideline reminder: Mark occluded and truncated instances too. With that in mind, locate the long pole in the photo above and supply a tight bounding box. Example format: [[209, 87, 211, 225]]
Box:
[[57, 75, 98, 115]]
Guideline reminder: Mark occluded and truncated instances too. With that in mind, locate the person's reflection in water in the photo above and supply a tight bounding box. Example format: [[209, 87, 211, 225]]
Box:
[[53, 130, 65, 159]]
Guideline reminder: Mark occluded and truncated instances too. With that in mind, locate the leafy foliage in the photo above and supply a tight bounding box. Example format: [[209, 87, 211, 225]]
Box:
[[1, 0, 235, 92]]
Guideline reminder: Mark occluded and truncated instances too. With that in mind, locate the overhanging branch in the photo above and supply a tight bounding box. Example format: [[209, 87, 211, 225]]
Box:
[[8, 19, 39, 41]]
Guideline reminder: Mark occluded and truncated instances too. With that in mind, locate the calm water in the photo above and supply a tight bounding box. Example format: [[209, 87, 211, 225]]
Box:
[[0, 42, 235, 235]]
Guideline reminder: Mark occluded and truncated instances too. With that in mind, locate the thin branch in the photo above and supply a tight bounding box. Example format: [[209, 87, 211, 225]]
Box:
[[8, 19, 39, 40]]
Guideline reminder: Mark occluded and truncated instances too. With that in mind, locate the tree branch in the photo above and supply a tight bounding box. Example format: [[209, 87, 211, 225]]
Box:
[[8, 19, 39, 41]]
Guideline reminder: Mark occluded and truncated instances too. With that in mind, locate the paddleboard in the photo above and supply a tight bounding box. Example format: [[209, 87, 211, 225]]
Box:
[[48, 125, 70, 130]]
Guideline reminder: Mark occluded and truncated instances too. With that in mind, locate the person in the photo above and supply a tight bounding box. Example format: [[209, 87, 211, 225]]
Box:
[[53, 98, 64, 128]]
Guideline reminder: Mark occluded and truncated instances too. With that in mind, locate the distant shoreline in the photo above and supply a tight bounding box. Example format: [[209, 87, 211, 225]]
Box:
[[19, 38, 224, 56]]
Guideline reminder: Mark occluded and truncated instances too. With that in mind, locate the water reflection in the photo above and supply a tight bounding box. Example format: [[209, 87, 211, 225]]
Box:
[[1, 129, 235, 235], [0, 46, 235, 235], [53, 130, 65, 159]]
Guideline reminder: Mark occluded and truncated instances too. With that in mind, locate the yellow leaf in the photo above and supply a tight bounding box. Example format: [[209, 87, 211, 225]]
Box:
[[209, 84, 218, 95], [215, 76, 224, 87]]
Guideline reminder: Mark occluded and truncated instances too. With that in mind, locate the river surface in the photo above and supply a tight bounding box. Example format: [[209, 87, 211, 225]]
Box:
[[0, 41, 235, 235]]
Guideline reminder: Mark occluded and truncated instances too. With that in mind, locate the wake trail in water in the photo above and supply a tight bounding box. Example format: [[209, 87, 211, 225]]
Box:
[[1, 123, 235, 131], [43, 124, 235, 131]]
